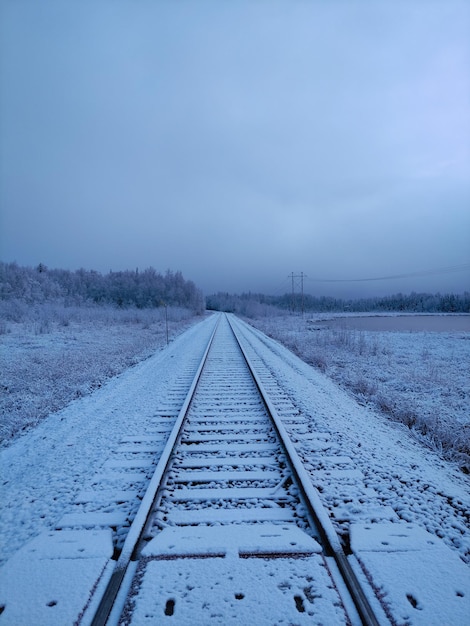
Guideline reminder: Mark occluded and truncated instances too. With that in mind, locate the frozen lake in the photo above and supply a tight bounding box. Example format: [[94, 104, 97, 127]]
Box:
[[316, 315, 470, 332]]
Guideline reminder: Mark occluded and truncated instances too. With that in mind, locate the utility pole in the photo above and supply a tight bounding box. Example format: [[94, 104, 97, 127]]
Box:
[[290, 272, 295, 313], [165, 304, 169, 345], [160, 301, 169, 345], [288, 272, 306, 315]]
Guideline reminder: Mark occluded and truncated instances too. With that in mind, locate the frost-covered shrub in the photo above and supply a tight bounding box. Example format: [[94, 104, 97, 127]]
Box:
[[0, 303, 200, 445], [247, 315, 470, 468], [0, 299, 29, 322], [347, 377, 379, 399], [306, 353, 328, 372]]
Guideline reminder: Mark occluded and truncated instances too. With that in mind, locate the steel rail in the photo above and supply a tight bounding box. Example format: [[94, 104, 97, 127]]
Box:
[[90, 315, 221, 626], [227, 314, 381, 626]]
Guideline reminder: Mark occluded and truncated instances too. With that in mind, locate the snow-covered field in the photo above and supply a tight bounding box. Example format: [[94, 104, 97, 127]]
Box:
[[246, 313, 470, 470], [0, 303, 202, 445], [1, 309, 469, 624]]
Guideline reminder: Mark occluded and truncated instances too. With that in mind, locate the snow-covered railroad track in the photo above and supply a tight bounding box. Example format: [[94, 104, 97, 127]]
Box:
[[2, 313, 468, 625], [87, 314, 381, 626]]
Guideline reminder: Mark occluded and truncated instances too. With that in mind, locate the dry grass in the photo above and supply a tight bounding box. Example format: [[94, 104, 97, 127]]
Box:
[[0, 303, 200, 445], [249, 315, 470, 471]]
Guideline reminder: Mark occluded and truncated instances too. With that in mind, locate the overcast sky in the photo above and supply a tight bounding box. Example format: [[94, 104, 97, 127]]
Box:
[[1, 0, 469, 297]]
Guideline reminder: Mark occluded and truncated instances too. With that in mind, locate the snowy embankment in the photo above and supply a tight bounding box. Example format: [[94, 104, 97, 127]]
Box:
[[0, 303, 202, 446], [246, 313, 470, 471]]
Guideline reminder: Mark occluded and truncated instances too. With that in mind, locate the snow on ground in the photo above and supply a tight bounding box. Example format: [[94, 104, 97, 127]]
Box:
[[0, 314, 216, 566], [246, 313, 470, 468], [0, 304, 201, 444], [234, 316, 470, 563], [0, 311, 469, 624]]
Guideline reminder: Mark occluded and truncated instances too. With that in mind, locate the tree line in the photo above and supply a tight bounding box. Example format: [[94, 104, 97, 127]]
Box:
[[0, 262, 205, 313], [206, 290, 470, 316], [2, 261, 467, 316]]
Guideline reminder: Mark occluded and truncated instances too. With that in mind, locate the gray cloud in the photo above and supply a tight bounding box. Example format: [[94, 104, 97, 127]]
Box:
[[1, 0, 469, 297]]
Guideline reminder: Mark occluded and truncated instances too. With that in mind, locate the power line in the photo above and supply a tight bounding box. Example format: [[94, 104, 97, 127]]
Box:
[[305, 262, 470, 283], [267, 276, 292, 296]]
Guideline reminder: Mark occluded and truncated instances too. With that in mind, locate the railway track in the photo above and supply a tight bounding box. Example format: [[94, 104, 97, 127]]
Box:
[[2, 312, 469, 625], [84, 314, 384, 625]]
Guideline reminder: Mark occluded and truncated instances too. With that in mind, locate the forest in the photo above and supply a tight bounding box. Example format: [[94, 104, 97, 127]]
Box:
[[207, 289, 470, 317], [0, 262, 205, 313], [1, 262, 468, 317]]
